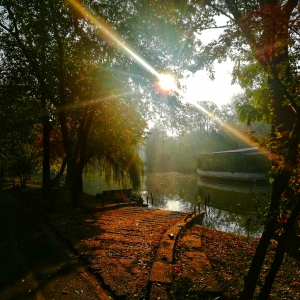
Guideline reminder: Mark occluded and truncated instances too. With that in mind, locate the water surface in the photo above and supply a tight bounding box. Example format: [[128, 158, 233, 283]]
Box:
[[143, 173, 271, 237], [83, 172, 272, 237]]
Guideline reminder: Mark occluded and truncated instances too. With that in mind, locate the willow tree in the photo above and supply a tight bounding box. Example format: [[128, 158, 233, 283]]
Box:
[[0, 0, 144, 205], [0, 0, 202, 205], [163, 0, 300, 298]]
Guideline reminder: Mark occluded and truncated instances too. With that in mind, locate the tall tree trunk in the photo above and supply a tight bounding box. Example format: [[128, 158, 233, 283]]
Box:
[[240, 178, 284, 300], [42, 115, 51, 200], [241, 117, 300, 299], [40, 0, 51, 201], [258, 195, 300, 299], [65, 159, 84, 206], [268, 77, 296, 133]]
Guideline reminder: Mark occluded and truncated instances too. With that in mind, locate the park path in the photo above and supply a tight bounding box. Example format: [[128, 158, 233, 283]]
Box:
[[48, 203, 222, 299]]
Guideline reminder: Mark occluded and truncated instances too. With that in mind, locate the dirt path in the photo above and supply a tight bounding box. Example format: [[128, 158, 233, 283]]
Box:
[[48, 203, 222, 299], [0, 185, 221, 299]]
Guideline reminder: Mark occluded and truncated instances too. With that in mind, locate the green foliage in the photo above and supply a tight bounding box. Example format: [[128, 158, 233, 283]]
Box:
[[7, 143, 39, 188], [0, 76, 41, 187], [0, 1, 150, 199], [0, 0, 207, 202], [86, 97, 146, 189]]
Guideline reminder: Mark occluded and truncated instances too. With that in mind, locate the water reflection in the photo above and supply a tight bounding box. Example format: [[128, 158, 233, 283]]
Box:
[[82, 172, 272, 237], [143, 173, 271, 237], [196, 180, 271, 237]]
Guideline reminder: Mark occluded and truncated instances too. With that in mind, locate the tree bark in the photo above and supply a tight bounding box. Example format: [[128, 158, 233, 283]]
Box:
[[50, 156, 67, 188], [240, 177, 284, 300], [268, 77, 296, 133], [42, 115, 51, 200], [65, 160, 84, 206], [258, 195, 300, 299]]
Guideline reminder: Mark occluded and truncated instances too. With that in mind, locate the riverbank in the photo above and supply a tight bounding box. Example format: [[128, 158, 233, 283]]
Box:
[[5, 185, 300, 299]]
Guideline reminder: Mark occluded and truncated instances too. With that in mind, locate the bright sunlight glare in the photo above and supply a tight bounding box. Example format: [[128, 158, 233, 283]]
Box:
[[68, 0, 252, 146], [158, 74, 176, 91]]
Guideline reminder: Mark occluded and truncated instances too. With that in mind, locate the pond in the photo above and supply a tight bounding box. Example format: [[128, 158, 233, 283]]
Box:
[[83, 172, 272, 237]]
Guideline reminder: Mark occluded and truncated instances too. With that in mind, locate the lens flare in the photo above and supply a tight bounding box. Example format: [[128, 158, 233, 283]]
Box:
[[67, 0, 253, 146], [158, 74, 176, 91]]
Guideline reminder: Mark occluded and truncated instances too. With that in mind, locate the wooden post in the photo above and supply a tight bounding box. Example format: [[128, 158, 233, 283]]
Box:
[[198, 202, 200, 213], [151, 193, 154, 205]]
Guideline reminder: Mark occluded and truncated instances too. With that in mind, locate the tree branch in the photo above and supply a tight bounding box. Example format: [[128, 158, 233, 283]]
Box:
[[205, 0, 236, 22], [190, 24, 230, 31], [50, 156, 67, 188], [0, 20, 14, 35], [268, 62, 300, 115]]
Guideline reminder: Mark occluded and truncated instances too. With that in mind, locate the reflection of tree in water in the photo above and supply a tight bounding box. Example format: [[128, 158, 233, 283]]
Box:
[[203, 206, 263, 237], [144, 172, 268, 237], [197, 183, 270, 214]]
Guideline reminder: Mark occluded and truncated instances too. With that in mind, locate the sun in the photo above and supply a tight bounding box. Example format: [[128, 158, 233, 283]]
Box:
[[158, 74, 176, 92]]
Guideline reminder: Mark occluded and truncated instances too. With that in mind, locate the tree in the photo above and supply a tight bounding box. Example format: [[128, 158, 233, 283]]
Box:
[[0, 79, 40, 187], [0, 0, 202, 205], [164, 0, 300, 298], [144, 103, 248, 174], [7, 143, 39, 188], [0, 0, 141, 204]]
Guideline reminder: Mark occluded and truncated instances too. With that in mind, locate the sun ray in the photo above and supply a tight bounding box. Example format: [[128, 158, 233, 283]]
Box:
[[67, 0, 252, 146], [68, 0, 159, 77], [174, 87, 252, 145]]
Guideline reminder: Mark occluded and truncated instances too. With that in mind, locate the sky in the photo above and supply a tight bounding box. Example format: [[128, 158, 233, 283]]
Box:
[[182, 60, 242, 107], [68, 1, 240, 107], [181, 20, 242, 107]]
